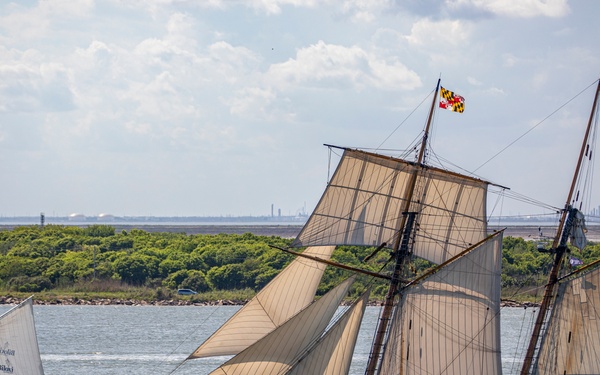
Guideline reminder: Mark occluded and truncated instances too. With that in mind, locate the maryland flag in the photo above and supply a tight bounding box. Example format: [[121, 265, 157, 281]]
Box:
[[439, 87, 465, 113]]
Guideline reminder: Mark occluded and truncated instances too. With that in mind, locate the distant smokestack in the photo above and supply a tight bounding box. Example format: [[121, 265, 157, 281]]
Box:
[[271, 204, 274, 217], [278, 208, 281, 217]]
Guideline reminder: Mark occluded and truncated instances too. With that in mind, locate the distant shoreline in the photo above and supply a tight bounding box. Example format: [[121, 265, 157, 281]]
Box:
[[2, 223, 599, 241], [0, 296, 536, 308]]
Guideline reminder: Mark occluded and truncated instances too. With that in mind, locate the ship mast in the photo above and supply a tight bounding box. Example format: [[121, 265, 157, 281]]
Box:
[[365, 79, 441, 375], [520, 79, 600, 375]]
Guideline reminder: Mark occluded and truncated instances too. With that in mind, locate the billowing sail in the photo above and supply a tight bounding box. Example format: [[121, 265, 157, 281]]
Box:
[[0, 297, 44, 375], [378, 233, 503, 375], [534, 265, 600, 374], [209, 276, 356, 375], [286, 289, 370, 375], [293, 149, 489, 264], [190, 245, 336, 358]]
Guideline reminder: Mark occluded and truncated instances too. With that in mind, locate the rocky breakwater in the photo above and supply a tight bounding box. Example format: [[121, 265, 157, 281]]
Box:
[[0, 296, 247, 306]]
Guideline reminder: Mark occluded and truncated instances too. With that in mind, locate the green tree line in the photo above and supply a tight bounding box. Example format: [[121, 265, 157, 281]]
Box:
[[0, 225, 597, 301]]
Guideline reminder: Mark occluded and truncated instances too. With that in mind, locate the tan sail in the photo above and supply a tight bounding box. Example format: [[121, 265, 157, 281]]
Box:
[[190, 245, 336, 358], [286, 289, 370, 375], [209, 276, 356, 375], [535, 265, 600, 374], [293, 149, 489, 264], [378, 233, 503, 375], [0, 297, 44, 375]]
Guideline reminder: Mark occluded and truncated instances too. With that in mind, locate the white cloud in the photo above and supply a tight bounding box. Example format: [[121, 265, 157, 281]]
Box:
[[342, 0, 392, 23], [404, 19, 471, 47], [267, 41, 421, 91], [467, 76, 483, 86], [0, 0, 94, 43], [0, 49, 74, 113], [38, 0, 95, 17], [447, 0, 570, 18]]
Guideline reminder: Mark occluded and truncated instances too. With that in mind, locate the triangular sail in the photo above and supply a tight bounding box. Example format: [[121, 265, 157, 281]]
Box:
[[378, 234, 503, 375], [534, 266, 600, 374], [293, 149, 489, 264], [209, 276, 356, 375], [189, 245, 336, 358], [286, 288, 370, 375], [0, 297, 44, 375]]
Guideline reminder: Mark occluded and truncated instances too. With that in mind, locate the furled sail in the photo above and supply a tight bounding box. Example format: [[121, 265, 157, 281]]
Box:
[[378, 233, 503, 375], [209, 276, 356, 375], [293, 149, 489, 264], [0, 297, 44, 375], [189, 245, 336, 358], [286, 288, 370, 375], [569, 209, 588, 251], [534, 265, 600, 374]]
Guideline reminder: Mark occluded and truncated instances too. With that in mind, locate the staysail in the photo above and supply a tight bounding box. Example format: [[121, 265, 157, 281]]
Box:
[[293, 148, 489, 265], [208, 276, 355, 375], [286, 289, 370, 375], [190, 245, 336, 358], [378, 233, 503, 375], [534, 265, 600, 374], [0, 297, 44, 375]]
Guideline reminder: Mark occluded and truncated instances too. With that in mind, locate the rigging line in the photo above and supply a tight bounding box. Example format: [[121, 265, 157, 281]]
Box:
[[375, 88, 434, 152], [489, 189, 559, 212], [327, 146, 332, 183], [487, 188, 506, 221], [166, 305, 226, 374], [502, 306, 532, 375], [474, 79, 600, 173], [428, 152, 558, 212]]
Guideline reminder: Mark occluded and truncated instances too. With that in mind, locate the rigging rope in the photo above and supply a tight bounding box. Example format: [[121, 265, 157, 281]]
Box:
[[474, 80, 600, 173], [167, 305, 229, 374], [375, 88, 434, 152]]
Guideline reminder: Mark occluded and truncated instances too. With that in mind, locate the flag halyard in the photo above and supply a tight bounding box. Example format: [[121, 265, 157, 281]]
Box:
[[439, 86, 465, 113]]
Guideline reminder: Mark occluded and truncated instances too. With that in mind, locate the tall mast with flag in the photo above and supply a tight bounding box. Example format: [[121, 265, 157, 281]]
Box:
[[183, 79, 505, 375]]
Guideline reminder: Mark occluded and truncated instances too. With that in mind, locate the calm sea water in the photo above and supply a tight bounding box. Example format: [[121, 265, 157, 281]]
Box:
[[0, 304, 535, 375]]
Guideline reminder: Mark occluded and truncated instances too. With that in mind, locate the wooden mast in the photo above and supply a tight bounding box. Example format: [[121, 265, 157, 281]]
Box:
[[365, 79, 441, 375], [520, 79, 600, 375]]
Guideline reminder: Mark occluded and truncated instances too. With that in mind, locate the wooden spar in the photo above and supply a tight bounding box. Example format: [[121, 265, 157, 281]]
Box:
[[557, 256, 600, 283], [520, 79, 600, 375], [269, 245, 393, 281], [365, 79, 442, 375]]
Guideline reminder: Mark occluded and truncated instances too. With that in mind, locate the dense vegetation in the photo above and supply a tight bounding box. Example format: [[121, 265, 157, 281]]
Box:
[[0, 225, 597, 302]]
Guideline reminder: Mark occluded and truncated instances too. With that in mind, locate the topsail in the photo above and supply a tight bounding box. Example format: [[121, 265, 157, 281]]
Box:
[[293, 148, 489, 264]]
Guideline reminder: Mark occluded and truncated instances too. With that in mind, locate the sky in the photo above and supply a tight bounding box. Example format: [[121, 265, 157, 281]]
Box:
[[0, 0, 599, 219]]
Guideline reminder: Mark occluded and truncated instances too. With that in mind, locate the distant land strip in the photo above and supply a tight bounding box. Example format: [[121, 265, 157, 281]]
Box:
[[1, 224, 599, 241]]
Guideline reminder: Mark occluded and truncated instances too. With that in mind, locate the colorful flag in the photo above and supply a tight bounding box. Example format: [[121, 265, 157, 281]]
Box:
[[439, 86, 465, 113], [569, 257, 583, 266]]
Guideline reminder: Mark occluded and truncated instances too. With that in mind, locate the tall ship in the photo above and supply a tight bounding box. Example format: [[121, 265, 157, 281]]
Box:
[[176, 78, 600, 375]]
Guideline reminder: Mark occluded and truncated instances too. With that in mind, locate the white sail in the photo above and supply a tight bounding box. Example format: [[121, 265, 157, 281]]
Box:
[[378, 234, 503, 375], [286, 289, 370, 375], [0, 297, 44, 375], [293, 149, 489, 264], [535, 265, 600, 374], [209, 276, 356, 375], [190, 245, 336, 358]]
